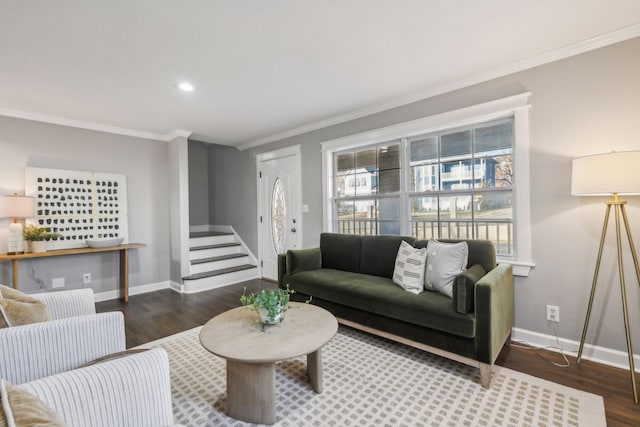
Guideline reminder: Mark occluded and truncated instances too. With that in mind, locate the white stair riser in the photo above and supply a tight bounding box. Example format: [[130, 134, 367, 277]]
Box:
[[182, 268, 259, 293], [189, 245, 243, 260], [189, 256, 250, 275], [189, 234, 235, 247]]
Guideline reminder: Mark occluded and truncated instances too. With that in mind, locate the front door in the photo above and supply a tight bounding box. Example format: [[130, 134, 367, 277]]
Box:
[[257, 147, 301, 281]]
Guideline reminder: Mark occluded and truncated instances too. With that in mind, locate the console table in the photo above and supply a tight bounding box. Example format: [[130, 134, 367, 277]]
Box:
[[0, 244, 145, 302]]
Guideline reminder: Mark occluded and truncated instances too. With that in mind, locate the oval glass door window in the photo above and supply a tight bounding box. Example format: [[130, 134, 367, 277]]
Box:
[[271, 177, 286, 254]]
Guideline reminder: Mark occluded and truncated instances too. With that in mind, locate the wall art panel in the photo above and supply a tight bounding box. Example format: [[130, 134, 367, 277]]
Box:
[[25, 167, 129, 250]]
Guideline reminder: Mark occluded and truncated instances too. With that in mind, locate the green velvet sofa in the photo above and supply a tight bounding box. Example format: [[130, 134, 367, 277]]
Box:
[[278, 232, 514, 388]]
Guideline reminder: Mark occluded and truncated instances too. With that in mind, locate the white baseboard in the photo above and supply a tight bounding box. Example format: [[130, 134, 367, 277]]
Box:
[[94, 281, 171, 302], [169, 281, 184, 293], [512, 327, 640, 373]]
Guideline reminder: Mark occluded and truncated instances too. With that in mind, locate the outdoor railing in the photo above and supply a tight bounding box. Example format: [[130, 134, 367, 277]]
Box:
[[336, 218, 513, 256]]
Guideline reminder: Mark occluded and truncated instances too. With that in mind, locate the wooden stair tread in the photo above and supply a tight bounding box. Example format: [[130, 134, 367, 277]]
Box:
[[191, 253, 248, 265], [183, 264, 257, 280], [190, 242, 240, 251], [189, 231, 234, 238]]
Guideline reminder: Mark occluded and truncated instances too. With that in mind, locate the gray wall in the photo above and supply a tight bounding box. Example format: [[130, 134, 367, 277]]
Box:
[[188, 141, 210, 226], [0, 116, 171, 294], [207, 144, 258, 253], [237, 37, 640, 354]]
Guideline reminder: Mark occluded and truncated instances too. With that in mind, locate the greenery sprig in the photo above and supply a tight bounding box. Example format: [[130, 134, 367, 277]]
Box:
[[23, 224, 61, 242], [240, 285, 295, 325]]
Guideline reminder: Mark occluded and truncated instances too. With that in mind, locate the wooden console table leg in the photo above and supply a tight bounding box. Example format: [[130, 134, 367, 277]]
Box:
[[12, 260, 19, 289], [119, 249, 129, 302]]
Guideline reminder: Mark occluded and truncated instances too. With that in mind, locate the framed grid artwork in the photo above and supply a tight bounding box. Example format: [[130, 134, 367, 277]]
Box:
[[25, 167, 129, 250]]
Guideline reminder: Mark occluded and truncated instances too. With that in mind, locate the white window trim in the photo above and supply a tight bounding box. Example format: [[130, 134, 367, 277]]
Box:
[[321, 93, 534, 277]]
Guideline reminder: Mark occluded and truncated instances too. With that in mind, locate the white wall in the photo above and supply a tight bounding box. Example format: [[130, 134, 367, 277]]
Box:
[[207, 144, 258, 254], [0, 116, 171, 294], [188, 141, 210, 227]]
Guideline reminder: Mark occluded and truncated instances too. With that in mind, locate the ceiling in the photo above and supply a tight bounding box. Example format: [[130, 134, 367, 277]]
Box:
[[2, 1, 640, 149]]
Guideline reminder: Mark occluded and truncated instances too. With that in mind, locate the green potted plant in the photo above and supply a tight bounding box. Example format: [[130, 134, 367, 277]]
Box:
[[240, 286, 295, 325], [23, 224, 61, 253]]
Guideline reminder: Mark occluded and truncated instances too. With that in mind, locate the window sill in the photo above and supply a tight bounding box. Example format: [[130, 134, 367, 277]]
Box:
[[497, 259, 535, 277]]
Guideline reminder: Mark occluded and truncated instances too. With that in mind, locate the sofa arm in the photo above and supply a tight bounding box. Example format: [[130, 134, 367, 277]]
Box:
[[279, 248, 322, 289], [31, 288, 96, 319], [474, 263, 514, 364], [19, 348, 175, 427], [0, 312, 126, 384]]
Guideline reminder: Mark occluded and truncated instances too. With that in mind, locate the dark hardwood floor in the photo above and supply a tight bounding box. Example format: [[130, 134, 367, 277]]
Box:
[[96, 279, 640, 426]]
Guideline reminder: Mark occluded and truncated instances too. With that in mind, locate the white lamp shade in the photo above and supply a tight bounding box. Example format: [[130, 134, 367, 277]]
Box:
[[571, 151, 640, 196], [0, 194, 36, 218]]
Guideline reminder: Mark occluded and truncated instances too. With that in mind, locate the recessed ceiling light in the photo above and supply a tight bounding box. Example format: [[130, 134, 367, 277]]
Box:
[[178, 82, 194, 92]]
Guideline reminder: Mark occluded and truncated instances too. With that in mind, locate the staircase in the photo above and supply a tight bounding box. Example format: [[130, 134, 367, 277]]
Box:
[[181, 229, 259, 293]]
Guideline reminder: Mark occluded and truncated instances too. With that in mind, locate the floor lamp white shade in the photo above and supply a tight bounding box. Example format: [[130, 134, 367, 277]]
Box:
[[571, 150, 640, 196], [1, 194, 36, 255]]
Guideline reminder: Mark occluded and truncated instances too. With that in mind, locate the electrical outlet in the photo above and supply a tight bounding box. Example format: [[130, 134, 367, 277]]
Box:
[[83, 273, 91, 284], [546, 305, 560, 323], [52, 277, 65, 288]]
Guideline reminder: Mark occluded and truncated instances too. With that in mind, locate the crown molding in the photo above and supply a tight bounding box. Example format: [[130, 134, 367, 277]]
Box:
[[163, 129, 193, 141], [238, 22, 640, 151], [0, 108, 191, 142]]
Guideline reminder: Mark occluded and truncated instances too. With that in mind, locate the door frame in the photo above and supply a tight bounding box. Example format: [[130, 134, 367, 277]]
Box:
[[256, 145, 303, 279]]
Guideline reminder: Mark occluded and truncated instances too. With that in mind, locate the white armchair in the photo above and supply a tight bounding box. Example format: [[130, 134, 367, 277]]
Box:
[[0, 288, 125, 384], [17, 348, 175, 427], [0, 288, 176, 427], [31, 287, 97, 319]]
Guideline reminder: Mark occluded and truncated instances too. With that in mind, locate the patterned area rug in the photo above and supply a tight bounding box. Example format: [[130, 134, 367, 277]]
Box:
[[139, 326, 605, 427]]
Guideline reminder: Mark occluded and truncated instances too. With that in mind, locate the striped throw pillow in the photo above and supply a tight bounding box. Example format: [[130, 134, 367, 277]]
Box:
[[392, 241, 427, 294]]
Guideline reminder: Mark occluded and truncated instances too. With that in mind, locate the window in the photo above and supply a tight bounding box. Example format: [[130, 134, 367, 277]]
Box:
[[334, 143, 401, 235], [332, 118, 513, 256], [409, 119, 513, 255], [323, 93, 533, 275]]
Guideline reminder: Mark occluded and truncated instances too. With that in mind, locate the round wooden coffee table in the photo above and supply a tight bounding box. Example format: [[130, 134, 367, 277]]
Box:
[[199, 302, 338, 425]]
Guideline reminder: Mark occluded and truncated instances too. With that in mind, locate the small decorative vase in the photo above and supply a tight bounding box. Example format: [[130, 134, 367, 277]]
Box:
[[260, 306, 283, 325], [30, 241, 47, 253]]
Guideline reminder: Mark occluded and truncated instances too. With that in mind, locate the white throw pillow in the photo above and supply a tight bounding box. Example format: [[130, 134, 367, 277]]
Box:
[[424, 240, 469, 298], [392, 241, 427, 294]]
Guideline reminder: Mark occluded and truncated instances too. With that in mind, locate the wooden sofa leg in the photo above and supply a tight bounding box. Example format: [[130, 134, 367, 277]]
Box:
[[480, 363, 492, 389]]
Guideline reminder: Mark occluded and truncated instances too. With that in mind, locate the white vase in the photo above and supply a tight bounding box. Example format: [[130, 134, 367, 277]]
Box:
[[30, 241, 47, 253], [259, 306, 283, 325]]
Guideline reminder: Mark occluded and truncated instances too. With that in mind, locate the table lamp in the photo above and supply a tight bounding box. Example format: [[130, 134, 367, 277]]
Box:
[[1, 193, 36, 255], [571, 150, 640, 404]]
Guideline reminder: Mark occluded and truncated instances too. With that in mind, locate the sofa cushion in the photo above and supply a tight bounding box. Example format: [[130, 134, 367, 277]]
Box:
[[286, 248, 322, 275], [360, 235, 415, 278], [287, 269, 475, 338], [0, 285, 51, 328], [415, 239, 496, 272], [424, 240, 468, 298], [392, 241, 427, 294], [454, 264, 486, 314], [320, 233, 361, 273]]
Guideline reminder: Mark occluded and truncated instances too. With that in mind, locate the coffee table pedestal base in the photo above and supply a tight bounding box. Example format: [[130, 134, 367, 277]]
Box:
[[226, 349, 324, 425], [227, 360, 276, 425]]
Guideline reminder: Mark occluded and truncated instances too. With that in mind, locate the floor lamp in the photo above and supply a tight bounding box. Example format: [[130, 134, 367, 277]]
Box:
[[571, 150, 640, 404]]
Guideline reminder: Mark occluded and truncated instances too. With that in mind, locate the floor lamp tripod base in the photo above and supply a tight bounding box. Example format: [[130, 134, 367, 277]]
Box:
[[576, 196, 640, 405]]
